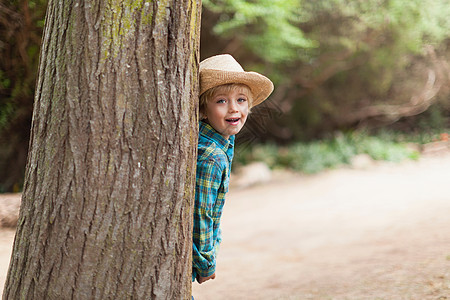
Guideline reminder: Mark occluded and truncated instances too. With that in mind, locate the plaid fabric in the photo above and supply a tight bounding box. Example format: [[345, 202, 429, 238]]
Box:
[[192, 121, 235, 282]]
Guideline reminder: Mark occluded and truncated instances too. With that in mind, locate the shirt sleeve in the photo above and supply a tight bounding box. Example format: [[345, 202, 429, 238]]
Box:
[[192, 158, 222, 278]]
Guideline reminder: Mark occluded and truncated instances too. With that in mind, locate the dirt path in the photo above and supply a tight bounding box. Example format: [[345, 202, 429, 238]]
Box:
[[0, 229, 14, 293], [193, 153, 450, 299], [1, 152, 449, 299]]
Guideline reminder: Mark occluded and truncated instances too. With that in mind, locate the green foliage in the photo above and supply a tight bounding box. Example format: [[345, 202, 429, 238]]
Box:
[[352, 135, 420, 162], [301, 0, 450, 89], [0, 0, 47, 130], [203, 0, 318, 63], [312, 0, 450, 52], [0, 0, 47, 192], [235, 131, 421, 174], [287, 139, 355, 174], [0, 102, 14, 130], [204, 0, 450, 64], [0, 70, 11, 89], [382, 128, 449, 146], [417, 105, 449, 132], [203, 0, 450, 141]]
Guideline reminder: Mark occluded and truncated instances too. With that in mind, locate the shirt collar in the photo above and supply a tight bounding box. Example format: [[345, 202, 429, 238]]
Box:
[[199, 121, 235, 153]]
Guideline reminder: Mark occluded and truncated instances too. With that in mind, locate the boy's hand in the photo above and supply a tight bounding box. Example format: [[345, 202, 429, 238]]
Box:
[[197, 273, 216, 284]]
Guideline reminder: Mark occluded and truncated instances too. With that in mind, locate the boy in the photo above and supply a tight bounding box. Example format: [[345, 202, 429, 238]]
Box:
[[192, 54, 274, 285]]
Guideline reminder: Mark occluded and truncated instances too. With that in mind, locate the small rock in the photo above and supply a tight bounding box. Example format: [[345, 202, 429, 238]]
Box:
[[350, 154, 375, 169], [0, 194, 21, 228], [231, 162, 272, 189]]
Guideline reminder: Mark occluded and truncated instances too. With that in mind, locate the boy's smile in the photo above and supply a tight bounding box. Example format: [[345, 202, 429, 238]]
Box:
[[204, 89, 249, 139]]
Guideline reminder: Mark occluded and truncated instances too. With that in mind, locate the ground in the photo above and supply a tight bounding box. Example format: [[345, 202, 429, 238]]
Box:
[[1, 149, 449, 299]]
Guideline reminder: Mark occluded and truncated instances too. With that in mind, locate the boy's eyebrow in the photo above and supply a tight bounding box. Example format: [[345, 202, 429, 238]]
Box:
[[213, 92, 248, 97]]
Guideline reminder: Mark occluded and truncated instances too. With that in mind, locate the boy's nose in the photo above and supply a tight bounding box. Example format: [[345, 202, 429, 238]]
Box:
[[228, 100, 238, 112]]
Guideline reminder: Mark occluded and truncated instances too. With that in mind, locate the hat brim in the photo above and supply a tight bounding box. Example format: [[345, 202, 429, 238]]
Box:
[[200, 69, 274, 107]]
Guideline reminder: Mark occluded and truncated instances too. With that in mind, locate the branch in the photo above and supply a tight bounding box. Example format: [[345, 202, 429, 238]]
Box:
[[342, 68, 441, 124]]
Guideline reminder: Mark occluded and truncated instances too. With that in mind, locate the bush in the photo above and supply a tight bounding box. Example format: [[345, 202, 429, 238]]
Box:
[[234, 131, 422, 174]]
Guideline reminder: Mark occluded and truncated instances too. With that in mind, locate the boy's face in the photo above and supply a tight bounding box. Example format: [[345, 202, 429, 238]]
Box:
[[204, 89, 249, 139]]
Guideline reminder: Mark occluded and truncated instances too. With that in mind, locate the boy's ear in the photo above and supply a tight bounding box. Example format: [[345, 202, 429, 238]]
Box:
[[199, 103, 208, 120], [199, 109, 207, 120]]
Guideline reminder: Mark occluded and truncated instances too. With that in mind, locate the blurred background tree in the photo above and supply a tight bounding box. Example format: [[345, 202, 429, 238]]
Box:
[[202, 0, 450, 142], [0, 0, 46, 192], [1, 0, 450, 191]]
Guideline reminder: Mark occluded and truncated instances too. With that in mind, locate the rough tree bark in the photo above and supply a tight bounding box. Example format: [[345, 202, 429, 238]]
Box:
[[3, 0, 201, 299]]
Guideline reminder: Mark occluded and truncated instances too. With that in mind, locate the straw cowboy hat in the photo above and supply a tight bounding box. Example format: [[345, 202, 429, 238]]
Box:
[[199, 54, 274, 107]]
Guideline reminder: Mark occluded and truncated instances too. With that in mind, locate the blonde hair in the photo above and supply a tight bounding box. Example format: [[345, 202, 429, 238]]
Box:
[[199, 83, 253, 119]]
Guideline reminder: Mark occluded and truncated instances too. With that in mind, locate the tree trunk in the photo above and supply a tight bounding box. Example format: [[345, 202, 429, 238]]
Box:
[[3, 0, 201, 299]]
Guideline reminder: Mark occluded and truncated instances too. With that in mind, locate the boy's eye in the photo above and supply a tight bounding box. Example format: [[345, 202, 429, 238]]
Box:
[[238, 98, 247, 103], [216, 99, 226, 104]]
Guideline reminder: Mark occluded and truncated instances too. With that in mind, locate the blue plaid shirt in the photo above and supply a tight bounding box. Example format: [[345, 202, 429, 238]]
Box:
[[192, 121, 235, 282]]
